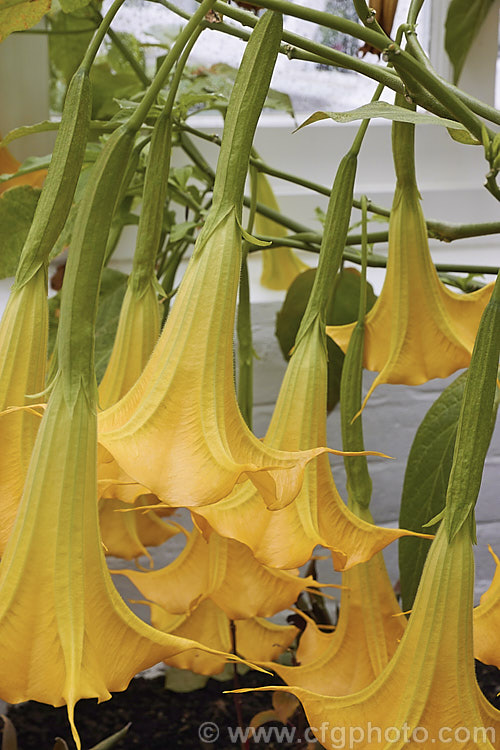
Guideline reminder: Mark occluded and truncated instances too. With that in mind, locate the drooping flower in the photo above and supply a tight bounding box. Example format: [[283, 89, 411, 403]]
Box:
[[98, 206, 365, 511], [236, 524, 500, 749], [0, 266, 47, 554], [99, 495, 183, 565], [326, 120, 493, 410], [97, 11, 370, 513], [193, 316, 426, 570], [256, 172, 308, 290], [148, 598, 298, 676], [0, 379, 258, 749], [114, 524, 329, 620], [474, 545, 500, 670], [265, 514, 405, 695]]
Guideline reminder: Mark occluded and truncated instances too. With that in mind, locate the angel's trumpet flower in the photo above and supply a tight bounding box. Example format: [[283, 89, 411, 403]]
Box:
[[256, 172, 308, 290], [473, 546, 500, 669], [114, 525, 330, 620], [98, 11, 363, 512], [98, 495, 182, 564], [0, 381, 256, 748], [193, 306, 424, 569], [149, 598, 298, 676], [241, 524, 500, 749], [266, 511, 405, 695], [327, 115, 493, 411]]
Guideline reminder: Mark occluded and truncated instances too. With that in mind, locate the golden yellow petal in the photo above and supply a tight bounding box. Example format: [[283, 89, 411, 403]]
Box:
[[149, 598, 298, 676], [194, 319, 425, 569], [114, 525, 321, 620], [98, 495, 182, 563], [235, 524, 500, 749], [0, 268, 47, 554], [98, 208, 334, 511], [327, 184, 494, 408], [0, 383, 254, 749]]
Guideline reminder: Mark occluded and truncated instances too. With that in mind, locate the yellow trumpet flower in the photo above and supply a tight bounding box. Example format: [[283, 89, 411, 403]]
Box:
[[114, 523, 329, 620], [0, 380, 257, 749], [265, 517, 405, 695], [236, 524, 500, 749], [0, 266, 47, 554], [98, 495, 183, 565], [474, 545, 500, 670], [99, 208, 360, 512], [149, 598, 298, 676], [193, 317, 425, 570], [256, 173, 308, 290], [327, 151, 493, 412]]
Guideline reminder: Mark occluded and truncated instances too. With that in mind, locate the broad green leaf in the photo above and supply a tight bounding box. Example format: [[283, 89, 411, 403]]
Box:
[[59, 0, 92, 12], [276, 267, 376, 411], [297, 103, 468, 135], [1, 120, 116, 149], [445, 0, 495, 84], [90, 64, 142, 120], [0, 0, 50, 42], [399, 371, 498, 610], [0, 186, 40, 279], [88, 724, 131, 750]]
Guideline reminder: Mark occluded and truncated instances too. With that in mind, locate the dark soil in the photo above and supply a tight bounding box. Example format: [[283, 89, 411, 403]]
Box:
[[4, 662, 500, 749]]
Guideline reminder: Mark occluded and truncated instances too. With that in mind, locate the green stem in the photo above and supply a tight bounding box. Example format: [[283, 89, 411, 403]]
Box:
[[386, 44, 492, 143], [126, 0, 216, 133], [353, 0, 390, 40], [296, 84, 384, 332], [81, 0, 128, 73], [90, 1, 151, 86], [180, 123, 500, 244], [188, 0, 403, 92], [340, 194, 372, 509], [237, 166, 258, 428]]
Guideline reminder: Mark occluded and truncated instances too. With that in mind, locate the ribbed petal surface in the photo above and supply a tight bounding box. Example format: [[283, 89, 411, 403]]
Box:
[[194, 318, 424, 569], [236, 524, 500, 749], [327, 185, 493, 408], [99, 208, 340, 511], [0, 268, 47, 553]]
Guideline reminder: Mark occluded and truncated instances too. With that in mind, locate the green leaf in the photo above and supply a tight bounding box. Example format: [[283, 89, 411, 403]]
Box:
[[48, 7, 98, 102], [88, 724, 131, 750], [107, 31, 145, 76], [297, 103, 468, 135], [276, 267, 376, 411], [0, 0, 50, 42], [0, 186, 40, 280], [445, 0, 495, 84], [398, 372, 469, 610]]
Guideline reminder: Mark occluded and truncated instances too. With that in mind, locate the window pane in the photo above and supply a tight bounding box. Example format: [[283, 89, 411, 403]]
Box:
[[102, 0, 415, 113]]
